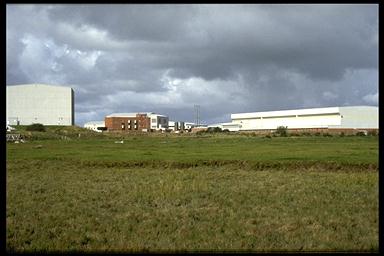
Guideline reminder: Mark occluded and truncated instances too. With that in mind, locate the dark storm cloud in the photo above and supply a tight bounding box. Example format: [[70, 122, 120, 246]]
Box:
[[6, 4, 378, 125]]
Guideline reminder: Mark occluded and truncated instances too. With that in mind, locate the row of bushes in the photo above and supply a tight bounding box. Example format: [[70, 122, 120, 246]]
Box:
[[196, 127, 230, 135], [249, 126, 378, 138]]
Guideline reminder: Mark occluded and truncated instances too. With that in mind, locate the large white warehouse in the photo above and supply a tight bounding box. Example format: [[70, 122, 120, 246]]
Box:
[[231, 106, 378, 131], [84, 121, 105, 132], [6, 84, 74, 126]]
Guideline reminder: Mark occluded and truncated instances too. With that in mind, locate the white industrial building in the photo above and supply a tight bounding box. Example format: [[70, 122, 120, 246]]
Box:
[[183, 122, 195, 130], [6, 84, 74, 126], [229, 106, 378, 131], [148, 113, 169, 130], [208, 122, 242, 132], [84, 121, 105, 132], [169, 121, 185, 131]]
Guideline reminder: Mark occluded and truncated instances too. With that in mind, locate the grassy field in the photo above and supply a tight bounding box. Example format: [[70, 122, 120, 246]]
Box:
[[6, 128, 379, 252]]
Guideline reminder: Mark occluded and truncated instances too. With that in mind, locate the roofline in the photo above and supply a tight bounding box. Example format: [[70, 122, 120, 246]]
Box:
[[7, 83, 73, 89], [231, 106, 341, 119]]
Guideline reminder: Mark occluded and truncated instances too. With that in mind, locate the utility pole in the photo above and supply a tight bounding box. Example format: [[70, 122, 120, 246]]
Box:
[[194, 104, 200, 127]]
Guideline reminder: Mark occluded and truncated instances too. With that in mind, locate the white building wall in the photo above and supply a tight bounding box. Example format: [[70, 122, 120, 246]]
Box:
[[148, 113, 169, 130], [84, 121, 105, 132], [6, 84, 74, 126], [335, 106, 378, 129], [231, 106, 377, 130]]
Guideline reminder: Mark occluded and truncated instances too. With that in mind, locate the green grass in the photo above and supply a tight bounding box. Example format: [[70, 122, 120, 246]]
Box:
[[6, 132, 379, 252], [6, 135, 378, 165]]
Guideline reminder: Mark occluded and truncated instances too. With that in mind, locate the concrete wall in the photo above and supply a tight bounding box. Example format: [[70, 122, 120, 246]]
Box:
[[6, 84, 74, 125], [336, 106, 378, 129]]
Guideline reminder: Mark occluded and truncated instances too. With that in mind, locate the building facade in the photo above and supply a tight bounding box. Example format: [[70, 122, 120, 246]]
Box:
[[229, 106, 378, 132], [6, 84, 74, 126], [169, 121, 185, 131], [105, 112, 168, 132]]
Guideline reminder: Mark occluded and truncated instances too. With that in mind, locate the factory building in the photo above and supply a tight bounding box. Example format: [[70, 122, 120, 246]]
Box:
[[84, 121, 105, 132], [105, 112, 168, 132], [208, 122, 242, 132], [6, 84, 74, 126], [229, 106, 378, 133]]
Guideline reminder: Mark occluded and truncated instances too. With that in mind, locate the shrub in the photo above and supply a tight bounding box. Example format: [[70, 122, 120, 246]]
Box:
[[205, 127, 223, 133], [340, 132, 345, 137], [356, 131, 367, 136], [276, 126, 288, 137], [323, 133, 333, 137], [26, 123, 46, 132], [367, 130, 377, 136]]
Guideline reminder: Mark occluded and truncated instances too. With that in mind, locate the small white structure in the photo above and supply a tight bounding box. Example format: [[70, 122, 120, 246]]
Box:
[[6, 84, 74, 126], [208, 122, 242, 132], [231, 106, 378, 131], [84, 121, 105, 132], [169, 121, 185, 131], [184, 122, 196, 131]]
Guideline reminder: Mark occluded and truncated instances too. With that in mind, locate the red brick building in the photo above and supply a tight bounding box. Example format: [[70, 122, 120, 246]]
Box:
[[105, 113, 151, 132], [105, 112, 169, 132]]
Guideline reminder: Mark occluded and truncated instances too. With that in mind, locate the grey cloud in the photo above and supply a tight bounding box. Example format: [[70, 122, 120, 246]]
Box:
[[6, 4, 378, 126]]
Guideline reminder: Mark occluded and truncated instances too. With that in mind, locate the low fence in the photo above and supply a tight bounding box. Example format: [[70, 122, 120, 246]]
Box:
[[6, 133, 22, 142]]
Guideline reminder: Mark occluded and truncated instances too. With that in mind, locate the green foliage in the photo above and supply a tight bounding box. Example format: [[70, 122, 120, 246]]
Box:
[[207, 127, 222, 133], [356, 131, 367, 136], [367, 130, 377, 136], [276, 126, 288, 137], [6, 136, 378, 167], [26, 123, 46, 132]]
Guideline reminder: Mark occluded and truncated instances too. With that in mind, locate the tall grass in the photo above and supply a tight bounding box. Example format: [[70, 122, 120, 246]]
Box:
[[6, 135, 378, 252]]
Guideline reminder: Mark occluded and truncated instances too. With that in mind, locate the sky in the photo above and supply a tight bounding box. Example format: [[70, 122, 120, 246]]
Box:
[[6, 4, 378, 126]]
